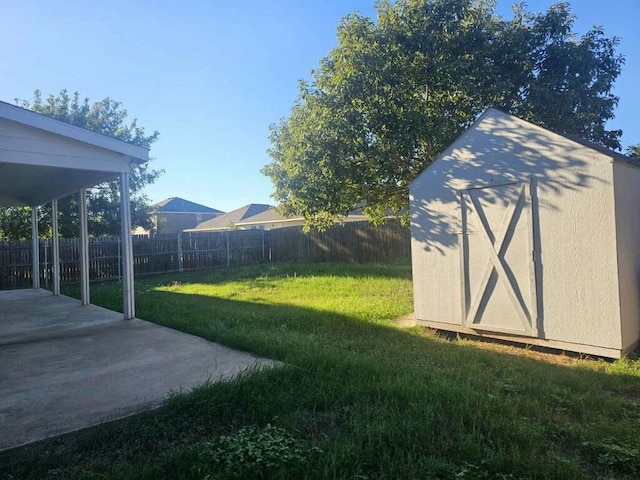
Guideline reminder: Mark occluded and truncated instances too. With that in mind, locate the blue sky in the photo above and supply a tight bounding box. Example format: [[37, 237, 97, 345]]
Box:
[[1, 0, 638, 213]]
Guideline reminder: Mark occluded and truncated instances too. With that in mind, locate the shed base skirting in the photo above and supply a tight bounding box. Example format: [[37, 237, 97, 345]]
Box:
[[416, 319, 628, 359]]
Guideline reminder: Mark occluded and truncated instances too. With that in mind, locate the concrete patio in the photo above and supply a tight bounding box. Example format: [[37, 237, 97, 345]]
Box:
[[0, 289, 278, 451]]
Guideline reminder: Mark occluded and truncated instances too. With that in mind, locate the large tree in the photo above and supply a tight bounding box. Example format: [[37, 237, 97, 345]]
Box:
[[263, 0, 625, 229], [0, 90, 162, 239]]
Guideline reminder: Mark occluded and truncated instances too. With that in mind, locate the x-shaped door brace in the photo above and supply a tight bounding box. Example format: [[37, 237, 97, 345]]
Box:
[[462, 183, 534, 334]]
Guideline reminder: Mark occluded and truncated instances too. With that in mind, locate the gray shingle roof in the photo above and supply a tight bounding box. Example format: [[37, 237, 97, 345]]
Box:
[[191, 204, 273, 230], [153, 197, 223, 214], [234, 207, 287, 224]]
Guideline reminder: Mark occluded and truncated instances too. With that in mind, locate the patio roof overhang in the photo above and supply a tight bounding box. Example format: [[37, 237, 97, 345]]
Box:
[[0, 100, 148, 319], [0, 101, 148, 207]]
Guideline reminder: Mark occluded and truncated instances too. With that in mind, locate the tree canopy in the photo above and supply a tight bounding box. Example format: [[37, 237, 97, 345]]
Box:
[[628, 144, 640, 160], [0, 90, 162, 239], [263, 0, 625, 229]]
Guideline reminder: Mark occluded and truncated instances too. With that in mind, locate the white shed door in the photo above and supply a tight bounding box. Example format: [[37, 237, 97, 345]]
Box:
[[459, 182, 538, 336]]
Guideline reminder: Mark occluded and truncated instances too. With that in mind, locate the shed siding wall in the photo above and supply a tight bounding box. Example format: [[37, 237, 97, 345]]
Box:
[[613, 162, 640, 351], [411, 110, 621, 349]]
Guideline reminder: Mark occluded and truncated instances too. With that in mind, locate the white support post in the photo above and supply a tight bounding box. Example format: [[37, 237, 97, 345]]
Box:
[[31, 206, 40, 289], [79, 188, 90, 305], [43, 239, 49, 288], [117, 236, 122, 281], [178, 233, 184, 272], [120, 173, 135, 319], [52, 199, 61, 296]]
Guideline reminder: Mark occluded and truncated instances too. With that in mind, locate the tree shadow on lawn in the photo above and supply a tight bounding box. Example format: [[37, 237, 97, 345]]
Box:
[[132, 261, 413, 289], [4, 288, 640, 480]]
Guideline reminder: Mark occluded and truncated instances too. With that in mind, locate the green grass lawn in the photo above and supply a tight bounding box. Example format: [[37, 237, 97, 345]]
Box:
[[3, 262, 640, 479]]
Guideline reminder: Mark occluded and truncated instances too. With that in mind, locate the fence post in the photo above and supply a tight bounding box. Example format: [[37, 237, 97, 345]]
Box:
[[178, 233, 184, 272], [262, 229, 265, 260], [226, 231, 230, 268]]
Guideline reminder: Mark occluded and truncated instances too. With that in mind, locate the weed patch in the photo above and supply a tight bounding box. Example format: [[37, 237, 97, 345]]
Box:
[[168, 424, 317, 479]]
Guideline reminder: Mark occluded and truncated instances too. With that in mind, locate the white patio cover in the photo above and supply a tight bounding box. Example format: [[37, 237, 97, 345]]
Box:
[[0, 101, 149, 319]]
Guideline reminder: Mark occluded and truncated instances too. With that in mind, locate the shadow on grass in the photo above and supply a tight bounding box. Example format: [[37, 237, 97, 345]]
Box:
[[133, 261, 414, 287], [4, 265, 640, 479]]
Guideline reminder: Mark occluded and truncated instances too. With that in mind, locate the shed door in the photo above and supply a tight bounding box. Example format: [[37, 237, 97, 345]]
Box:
[[459, 182, 538, 336]]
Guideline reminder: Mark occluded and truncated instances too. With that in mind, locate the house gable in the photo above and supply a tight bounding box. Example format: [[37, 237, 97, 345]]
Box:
[[154, 197, 223, 214]]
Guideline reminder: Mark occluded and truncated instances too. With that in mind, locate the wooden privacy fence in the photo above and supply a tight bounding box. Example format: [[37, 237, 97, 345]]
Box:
[[268, 219, 410, 263], [0, 220, 410, 289], [0, 230, 267, 290]]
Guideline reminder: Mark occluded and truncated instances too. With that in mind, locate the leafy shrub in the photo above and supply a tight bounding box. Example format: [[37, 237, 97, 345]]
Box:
[[582, 439, 640, 475], [452, 461, 517, 479], [186, 424, 316, 479]]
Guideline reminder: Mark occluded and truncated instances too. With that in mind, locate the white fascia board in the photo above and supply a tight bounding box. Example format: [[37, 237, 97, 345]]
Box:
[[183, 226, 228, 232], [236, 217, 303, 227], [0, 149, 134, 173], [0, 101, 149, 162], [235, 214, 371, 228], [159, 211, 221, 215]]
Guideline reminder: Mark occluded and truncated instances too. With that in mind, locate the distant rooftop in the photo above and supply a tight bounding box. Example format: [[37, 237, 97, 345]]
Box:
[[189, 204, 274, 230], [235, 207, 287, 224], [188, 203, 376, 232], [153, 197, 223, 214]]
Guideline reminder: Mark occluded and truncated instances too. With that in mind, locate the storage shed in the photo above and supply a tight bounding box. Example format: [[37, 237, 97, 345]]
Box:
[[410, 108, 640, 358]]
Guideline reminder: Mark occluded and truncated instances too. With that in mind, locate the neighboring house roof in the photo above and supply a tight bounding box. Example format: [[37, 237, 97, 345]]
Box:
[[236, 207, 287, 224], [187, 204, 374, 232], [153, 197, 223, 214], [189, 204, 274, 230]]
